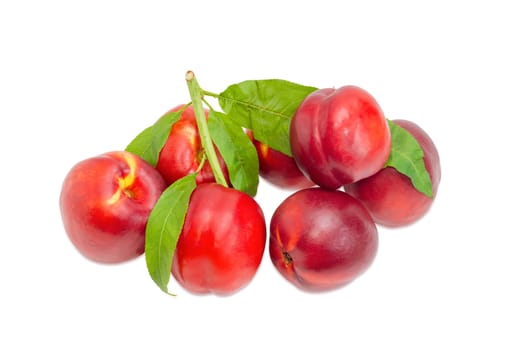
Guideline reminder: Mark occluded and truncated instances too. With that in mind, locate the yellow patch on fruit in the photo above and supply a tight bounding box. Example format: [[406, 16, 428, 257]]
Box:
[[259, 143, 269, 158], [285, 229, 302, 252], [107, 153, 137, 204], [182, 125, 197, 149]]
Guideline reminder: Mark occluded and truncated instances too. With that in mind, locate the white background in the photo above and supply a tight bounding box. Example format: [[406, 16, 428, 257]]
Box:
[[1, 0, 513, 348]]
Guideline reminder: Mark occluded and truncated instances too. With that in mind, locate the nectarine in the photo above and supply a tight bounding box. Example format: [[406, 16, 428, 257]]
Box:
[[344, 119, 441, 227], [269, 188, 378, 292], [60, 151, 167, 263]]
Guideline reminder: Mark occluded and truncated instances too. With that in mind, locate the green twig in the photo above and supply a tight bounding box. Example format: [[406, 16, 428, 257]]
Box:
[[185, 71, 228, 187]]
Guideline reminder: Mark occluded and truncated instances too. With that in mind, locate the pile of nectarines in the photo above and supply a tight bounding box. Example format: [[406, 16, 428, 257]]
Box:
[[59, 73, 440, 295], [267, 86, 441, 292]]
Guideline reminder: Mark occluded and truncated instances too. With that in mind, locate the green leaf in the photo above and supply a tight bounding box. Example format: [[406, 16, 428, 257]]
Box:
[[125, 109, 183, 166], [145, 174, 197, 295], [385, 120, 433, 198], [218, 79, 317, 156], [207, 110, 259, 197]]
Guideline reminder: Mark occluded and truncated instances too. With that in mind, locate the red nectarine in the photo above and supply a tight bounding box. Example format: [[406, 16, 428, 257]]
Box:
[[247, 130, 313, 189], [60, 151, 167, 263], [156, 105, 229, 185], [269, 188, 378, 292], [344, 119, 441, 227]]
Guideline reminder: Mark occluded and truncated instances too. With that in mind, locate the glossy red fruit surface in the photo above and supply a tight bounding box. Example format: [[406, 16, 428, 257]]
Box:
[[269, 188, 378, 292], [290, 86, 391, 189], [247, 130, 313, 189], [345, 119, 441, 227], [171, 183, 267, 295], [59, 151, 167, 263], [156, 105, 229, 185]]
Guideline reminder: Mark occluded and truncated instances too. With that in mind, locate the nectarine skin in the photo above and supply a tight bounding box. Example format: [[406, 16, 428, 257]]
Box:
[[247, 130, 313, 189], [172, 183, 267, 295], [290, 86, 391, 189], [156, 105, 229, 185], [269, 188, 378, 292], [60, 151, 167, 263], [344, 119, 441, 227]]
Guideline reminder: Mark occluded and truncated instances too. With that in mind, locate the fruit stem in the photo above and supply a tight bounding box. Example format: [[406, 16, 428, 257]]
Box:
[[185, 71, 228, 187], [196, 153, 207, 174], [201, 89, 220, 99]]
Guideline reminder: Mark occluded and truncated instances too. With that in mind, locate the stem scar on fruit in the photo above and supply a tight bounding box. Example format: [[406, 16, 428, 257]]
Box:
[[107, 152, 137, 204], [282, 251, 293, 266]]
